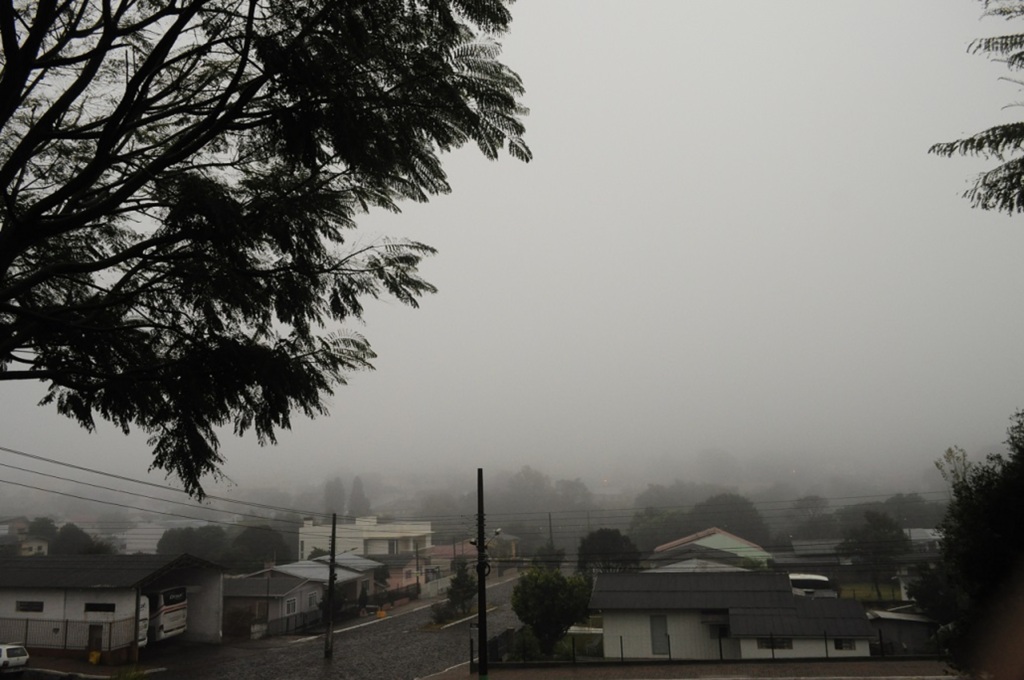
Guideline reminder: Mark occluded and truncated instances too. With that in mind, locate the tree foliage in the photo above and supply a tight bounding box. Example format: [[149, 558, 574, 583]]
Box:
[[930, 0, 1024, 212], [347, 475, 371, 517], [511, 566, 591, 656], [324, 476, 347, 516], [157, 525, 228, 562], [838, 510, 910, 600], [51, 522, 111, 554], [576, 528, 641, 576], [446, 557, 476, 615], [929, 411, 1024, 669], [689, 493, 771, 547], [27, 517, 58, 543], [221, 524, 290, 573], [0, 0, 530, 497]]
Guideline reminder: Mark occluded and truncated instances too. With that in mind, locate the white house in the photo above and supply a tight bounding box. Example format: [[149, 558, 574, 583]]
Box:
[[0, 554, 223, 663], [297, 516, 432, 560], [590, 571, 873, 661], [245, 553, 385, 612], [648, 527, 773, 571], [223, 576, 323, 638]]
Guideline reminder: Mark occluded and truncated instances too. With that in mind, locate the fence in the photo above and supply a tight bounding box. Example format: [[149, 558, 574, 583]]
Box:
[[265, 609, 322, 636], [475, 627, 937, 666], [0, 616, 137, 651]]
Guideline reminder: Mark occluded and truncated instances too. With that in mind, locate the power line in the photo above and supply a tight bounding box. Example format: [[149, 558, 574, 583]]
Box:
[[0, 444, 328, 518]]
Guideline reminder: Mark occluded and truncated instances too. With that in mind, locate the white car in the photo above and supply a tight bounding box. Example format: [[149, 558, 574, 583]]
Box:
[[0, 644, 28, 675]]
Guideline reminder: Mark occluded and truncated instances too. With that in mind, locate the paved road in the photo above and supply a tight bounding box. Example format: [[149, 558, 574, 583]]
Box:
[[151, 576, 520, 680]]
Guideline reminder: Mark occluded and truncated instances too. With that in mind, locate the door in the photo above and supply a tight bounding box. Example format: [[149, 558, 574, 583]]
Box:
[[650, 615, 669, 656]]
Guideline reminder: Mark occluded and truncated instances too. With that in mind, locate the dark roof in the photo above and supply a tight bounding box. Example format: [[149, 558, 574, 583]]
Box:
[[591, 571, 872, 640], [729, 598, 873, 639], [224, 576, 308, 598], [790, 539, 842, 556], [591, 572, 794, 611], [0, 554, 221, 590]]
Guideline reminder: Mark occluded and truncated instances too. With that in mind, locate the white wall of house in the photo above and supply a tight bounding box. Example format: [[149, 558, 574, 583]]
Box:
[[737, 636, 870, 659], [298, 517, 432, 560], [0, 588, 141, 651], [66, 589, 138, 621], [19, 538, 47, 556], [277, 583, 322, 619], [0, 588, 66, 619], [601, 611, 869, 660], [0, 588, 138, 621], [603, 611, 741, 660]]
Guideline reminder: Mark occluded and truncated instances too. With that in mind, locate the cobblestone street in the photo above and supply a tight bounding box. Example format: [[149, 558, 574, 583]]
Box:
[[149, 577, 521, 680]]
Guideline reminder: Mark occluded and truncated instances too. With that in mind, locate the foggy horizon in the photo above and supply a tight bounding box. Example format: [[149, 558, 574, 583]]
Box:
[[2, 0, 1023, 526]]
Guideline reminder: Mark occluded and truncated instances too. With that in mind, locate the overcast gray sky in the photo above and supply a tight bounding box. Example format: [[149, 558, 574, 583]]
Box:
[[3, 0, 1024, 504]]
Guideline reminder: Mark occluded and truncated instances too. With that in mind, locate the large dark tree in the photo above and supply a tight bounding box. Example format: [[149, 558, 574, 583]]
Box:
[[0, 0, 530, 497], [156, 524, 228, 562], [220, 523, 290, 573], [27, 517, 58, 543], [689, 492, 771, 547], [348, 475, 371, 517], [324, 476, 347, 516], [838, 510, 910, 600], [929, 416, 1024, 670], [576, 527, 641, 576], [50, 522, 108, 554]]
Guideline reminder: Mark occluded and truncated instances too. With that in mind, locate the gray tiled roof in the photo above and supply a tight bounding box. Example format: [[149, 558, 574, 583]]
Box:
[[312, 553, 384, 573], [591, 572, 794, 610], [0, 554, 221, 590], [590, 571, 872, 640], [223, 576, 308, 598], [730, 598, 873, 638]]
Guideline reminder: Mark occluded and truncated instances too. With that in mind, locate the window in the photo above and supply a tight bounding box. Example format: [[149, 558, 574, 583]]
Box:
[[757, 637, 793, 650], [285, 598, 297, 615], [388, 539, 399, 554], [308, 592, 317, 609], [85, 603, 116, 613], [650, 615, 669, 655], [834, 639, 856, 651], [15, 601, 43, 613]]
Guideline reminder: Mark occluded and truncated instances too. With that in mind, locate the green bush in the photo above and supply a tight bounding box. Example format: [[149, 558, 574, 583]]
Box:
[[430, 601, 457, 625]]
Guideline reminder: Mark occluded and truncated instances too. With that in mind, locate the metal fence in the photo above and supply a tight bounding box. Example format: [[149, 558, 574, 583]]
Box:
[[0, 616, 137, 651], [476, 627, 937, 666], [265, 609, 321, 636]]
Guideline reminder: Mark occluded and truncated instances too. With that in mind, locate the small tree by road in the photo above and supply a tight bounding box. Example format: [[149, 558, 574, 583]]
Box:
[[511, 566, 591, 657], [447, 558, 477, 615]]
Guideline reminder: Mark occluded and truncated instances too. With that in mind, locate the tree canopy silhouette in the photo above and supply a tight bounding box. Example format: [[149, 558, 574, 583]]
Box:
[[0, 0, 530, 496], [931, 0, 1024, 213]]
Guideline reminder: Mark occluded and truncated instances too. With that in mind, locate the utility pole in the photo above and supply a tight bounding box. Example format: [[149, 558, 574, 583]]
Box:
[[324, 513, 337, 659], [475, 468, 489, 679]]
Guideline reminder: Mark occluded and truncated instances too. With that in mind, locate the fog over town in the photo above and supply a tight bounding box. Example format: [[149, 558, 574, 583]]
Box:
[[2, 0, 1023, 532]]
